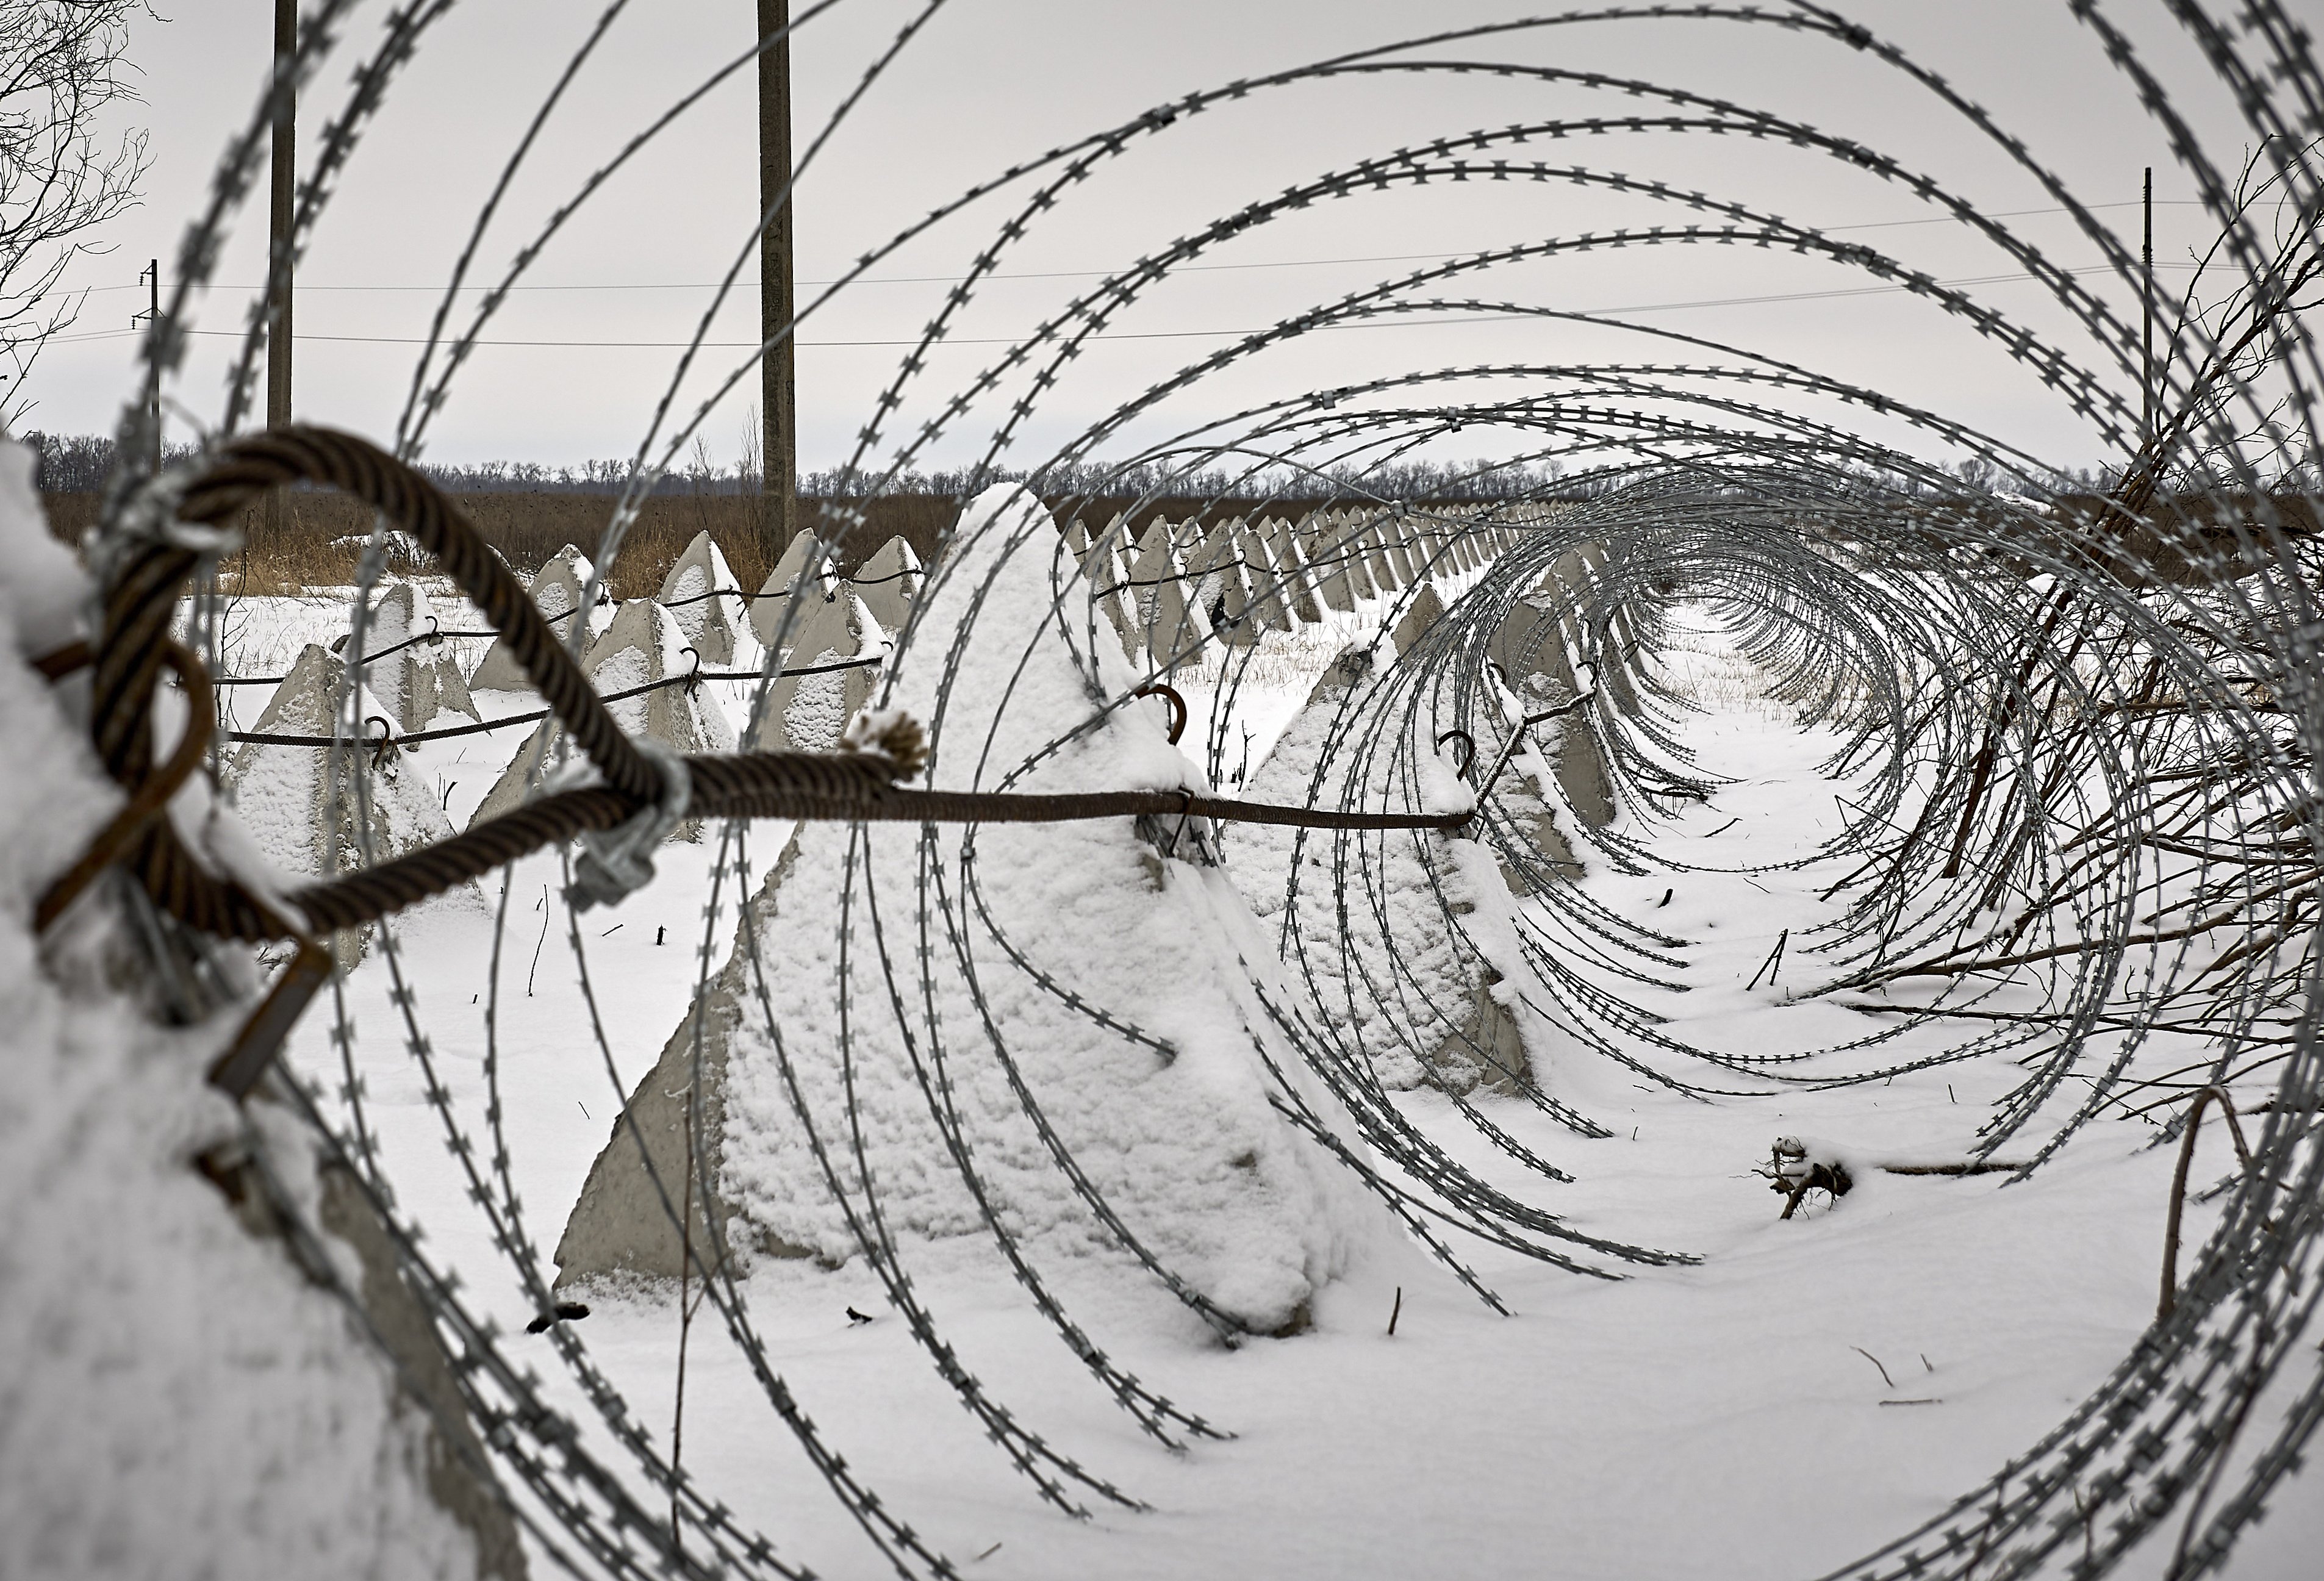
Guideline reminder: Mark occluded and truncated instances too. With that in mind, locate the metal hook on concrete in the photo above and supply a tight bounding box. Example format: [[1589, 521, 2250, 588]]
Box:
[[1435, 729, 1476, 779], [1133, 681, 1188, 745], [680, 646, 702, 692], [1163, 787, 1198, 858], [1475, 689, 1596, 805], [364, 714, 398, 770]]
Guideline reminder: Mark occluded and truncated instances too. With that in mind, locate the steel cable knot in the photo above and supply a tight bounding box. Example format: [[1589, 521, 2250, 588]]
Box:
[[839, 707, 929, 778], [567, 736, 692, 913], [91, 460, 220, 581]]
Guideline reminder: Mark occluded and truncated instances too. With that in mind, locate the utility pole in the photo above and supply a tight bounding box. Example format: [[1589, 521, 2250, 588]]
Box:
[[267, 0, 296, 534], [2142, 165, 2154, 452], [758, 0, 798, 554], [131, 260, 160, 475], [144, 260, 159, 475]]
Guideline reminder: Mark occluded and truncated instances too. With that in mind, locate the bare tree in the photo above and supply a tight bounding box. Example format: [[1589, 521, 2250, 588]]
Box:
[[1, 2, 151, 430], [2125, 135, 2324, 507]]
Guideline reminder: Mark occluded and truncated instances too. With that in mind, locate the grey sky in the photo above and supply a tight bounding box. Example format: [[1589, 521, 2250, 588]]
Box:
[[16, 1, 2268, 480]]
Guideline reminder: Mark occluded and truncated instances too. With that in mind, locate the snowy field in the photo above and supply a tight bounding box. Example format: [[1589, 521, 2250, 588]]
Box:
[[217, 575, 2323, 1581]]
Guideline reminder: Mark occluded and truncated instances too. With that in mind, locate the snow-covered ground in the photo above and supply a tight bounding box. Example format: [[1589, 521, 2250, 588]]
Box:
[[256, 583, 2321, 1580]]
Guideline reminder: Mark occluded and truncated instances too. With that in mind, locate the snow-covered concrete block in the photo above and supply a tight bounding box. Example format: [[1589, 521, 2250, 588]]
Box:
[[224, 644, 468, 956], [1544, 546, 1640, 717], [1084, 518, 1143, 663], [469, 600, 734, 833], [1129, 517, 1194, 672], [1233, 524, 1295, 632], [1334, 518, 1377, 601], [657, 528, 746, 666], [847, 535, 923, 635], [741, 588, 878, 753], [554, 831, 813, 1282], [1422, 967, 1531, 1095], [557, 488, 1391, 1333], [1307, 514, 1369, 612], [469, 544, 594, 692], [1490, 767, 1583, 889], [1360, 520, 1398, 589], [748, 531, 830, 650], [0, 453, 525, 1569], [359, 579, 479, 736], [1258, 518, 1325, 624], [1382, 520, 1419, 585], [1232, 644, 1499, 1098], [1495, 595, 1613, 831], [1186, 520, 1260, 649], [1390, 582, 1447, 658], [581, 598, 735, 751]]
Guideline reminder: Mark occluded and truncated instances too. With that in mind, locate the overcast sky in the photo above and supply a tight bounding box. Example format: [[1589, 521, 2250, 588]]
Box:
[[13, 1, 2275, 482]]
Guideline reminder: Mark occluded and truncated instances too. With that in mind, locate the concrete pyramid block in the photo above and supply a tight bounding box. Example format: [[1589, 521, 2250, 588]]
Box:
[[1186, 518, 1235, 597], [1390, 581, 1447, 658], [1382, 522, 1418, 586], [1493, 597, 1579, 694], [1501, 773, 1584, 889], [1309, 515, 1372, 611], [1359, 520, 1398, 589], [225, 644, 457, 876], [658, 529, 746, 666], [1540, 546, 1638, 714], [1492, 595, 1612, 828], [469, 600, 735, 833], [1264, 518, 1326, 623], [847, 535, 922, 635], [1422, 967, 1532, 1095], [580, 598, 734, 749], [359, 579, 479, 736], [1215, 575, 1264, 648], [1413, 526, 1450, 579], [555, 486, 1390, 1335], [1234, 524, 1296, 631], [1071, 516, 1141, 664], [748, 531, 830, 650], [224, 644, 468, 956], [741, 588, 878, 753], [1129, 517, 1194, 672], [1336, 515, 1379, 599], [1185, 520, 1259, 647], [470, 544, 596, 693], [1554, 714, 1616, 830], [1199, 526, 1264, 651], [553, 830, 814, 1282], [1231, 643, 1505, 1100]]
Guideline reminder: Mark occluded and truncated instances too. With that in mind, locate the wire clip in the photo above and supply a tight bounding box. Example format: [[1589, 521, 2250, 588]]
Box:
[[567, 737, 691, 912]]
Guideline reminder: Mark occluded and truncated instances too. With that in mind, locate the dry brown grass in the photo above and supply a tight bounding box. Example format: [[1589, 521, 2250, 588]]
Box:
[[34, 483, 1394, 597], [38, 490, 963, 598], [33, 481, 1521, 600]]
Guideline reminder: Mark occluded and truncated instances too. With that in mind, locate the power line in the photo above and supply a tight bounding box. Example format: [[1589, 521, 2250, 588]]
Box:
[[56, 200, 2208, 297], [47, 262, 2200, 352]]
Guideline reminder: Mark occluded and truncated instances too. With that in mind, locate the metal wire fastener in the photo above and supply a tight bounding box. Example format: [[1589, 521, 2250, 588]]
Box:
[[567, 736, 692, 912]]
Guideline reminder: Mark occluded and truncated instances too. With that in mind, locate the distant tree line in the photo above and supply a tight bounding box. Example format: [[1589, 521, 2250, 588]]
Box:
[[31, 428, 2304, 507], [23, 429, 1587, 504]]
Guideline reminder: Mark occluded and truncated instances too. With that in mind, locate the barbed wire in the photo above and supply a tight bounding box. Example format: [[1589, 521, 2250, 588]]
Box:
[[48, 2, 2324, 1578]]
